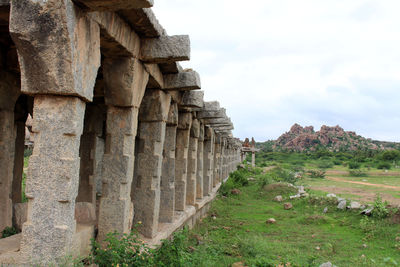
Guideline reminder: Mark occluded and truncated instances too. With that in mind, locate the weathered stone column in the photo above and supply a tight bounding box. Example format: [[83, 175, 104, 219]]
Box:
[[159, 102, 178, 223], [186, 117, 199, 206], [77, 104, 104, 206], [196, 123, 204, 200], [203, 126, 214, 196], [98, 57, 148, 242], [213, 134, 221, 187], [21, 96, 86, 262], [252, 151, 256, 167], [132, 89, 171, 238], [175, 112, 192, 211], [0, 70, 20, 233], [220, 138, 226, 181]]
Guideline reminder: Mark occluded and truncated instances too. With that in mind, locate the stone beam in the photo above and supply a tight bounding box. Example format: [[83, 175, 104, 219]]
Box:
[[198, 108, 226, 119], [163, 71, 201, 91], [10, 0, 100, 102], [118, 8, 166, 38], [180, 91, 204, 109], [103, 58, 149, 107], [88, 12, 140, 57], [159, 62, 183, 74], [144, 63, 164, 89], [141, 35, 190, 64], [76, 0, 153, 11]]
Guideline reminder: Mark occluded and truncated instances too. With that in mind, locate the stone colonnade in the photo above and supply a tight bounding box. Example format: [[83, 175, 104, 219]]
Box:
[[0, 0, 242, 265]]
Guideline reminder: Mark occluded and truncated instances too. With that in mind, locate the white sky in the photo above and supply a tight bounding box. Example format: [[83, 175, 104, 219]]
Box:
[[153, 0, 400, 142]]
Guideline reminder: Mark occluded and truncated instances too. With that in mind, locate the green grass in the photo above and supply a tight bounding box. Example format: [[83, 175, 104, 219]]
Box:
[[183, 180, 400, 266]]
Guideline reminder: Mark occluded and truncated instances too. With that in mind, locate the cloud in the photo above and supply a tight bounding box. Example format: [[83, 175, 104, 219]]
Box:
[[153, 0, 400, 142]]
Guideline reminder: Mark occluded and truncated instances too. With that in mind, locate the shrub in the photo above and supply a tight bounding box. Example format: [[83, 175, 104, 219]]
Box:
[[377, 162, 391, 170], [256, 174, 273, 189], [219, 179, 237, 196], [348, 170, 368, 177], [372, 195, 389, 219], [348, 161, 361, 169], [89, 230, 153, 266], [267, 167, 298, 184], [1, 226, 18, 239], [230, 169, 249, 186], [333, 159, 342, 165], [307, 169, 326, 179], [317, 160, 334, 169]]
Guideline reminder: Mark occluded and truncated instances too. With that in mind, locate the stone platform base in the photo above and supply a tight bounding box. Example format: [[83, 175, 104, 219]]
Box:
[[0, 224, 94, 266], [142, 180, 224, 246]]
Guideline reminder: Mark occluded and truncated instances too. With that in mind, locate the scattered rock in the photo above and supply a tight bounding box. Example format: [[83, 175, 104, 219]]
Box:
[[298, 186, 306, 194], [290, 194, 301, 199], [323, 207, 328, 213], [396, 236, 400, 242], [362, 244, 367, 248], [350, 201, 361, 209], [231, 189, 241, 195], [337, 197, 345, 202], [248, 177, 256, 182], [326, 193, 337, 198], [284, 203, 293, 210], [239, 164, 245, 169], [211, 215, 217, 220], [222, 226, 232, 231], [361, 207, 373, 216], [274, 195, 283, 202], [337, 200, 346, 210], [188, 246, 196, 252], [315, 246, 321, 250], [319, 262, 337, 267], [266, 218, 276, 224]]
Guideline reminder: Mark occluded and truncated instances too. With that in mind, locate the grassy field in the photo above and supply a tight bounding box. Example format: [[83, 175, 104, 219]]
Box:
[[182, 175, 400, 266]]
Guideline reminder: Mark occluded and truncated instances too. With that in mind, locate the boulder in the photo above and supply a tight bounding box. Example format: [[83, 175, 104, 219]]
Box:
[[284, 203, 293, 210], [266, 218, 276, 224], [231, 189, 241, 195], [337, 200, 346, 210], [350, 201, 361, 209], [326, 193, 337, 198], [274, 195, 283, 202], [319, 262, 337, 267]]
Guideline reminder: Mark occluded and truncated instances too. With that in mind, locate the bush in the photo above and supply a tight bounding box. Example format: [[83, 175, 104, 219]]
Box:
[[1, 226, 18, 239], [256, 174, 273, 189], [317, 160, 334, 169], [307, 169, 326, 179], [348, 170, 368, 177], [348, 161, 361, 169], [377, 162, 391, 170], [266, 167, 298, 184], [372, 195, 389, 219], [89, 230, 153, 266]]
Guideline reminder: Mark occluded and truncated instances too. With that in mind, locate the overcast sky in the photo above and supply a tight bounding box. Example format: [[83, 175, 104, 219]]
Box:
[[153, 0, 400, 142]]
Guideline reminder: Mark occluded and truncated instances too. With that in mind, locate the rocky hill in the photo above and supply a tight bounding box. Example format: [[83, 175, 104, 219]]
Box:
[[271, 124, 398, 152]]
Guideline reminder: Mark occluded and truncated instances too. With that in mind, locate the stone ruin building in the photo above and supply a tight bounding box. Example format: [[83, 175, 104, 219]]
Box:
[[0, 0, 242, 265], [241, 137, 259, 167]]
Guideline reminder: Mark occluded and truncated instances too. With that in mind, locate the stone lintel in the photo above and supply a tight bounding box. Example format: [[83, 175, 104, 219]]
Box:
[[163, 71, 201, 91], [181, 90, 204, 109], [198, 108, 226, 119], [159, 62, 183, 74], [203, 101, 220, 111], [118, 8, 166, 38], [104, 57, 149, 107], [202, 117, 231, 125], [144, 63, 164, 89], [10, 0, 100, 101], [141, 35, 190, 64], [88, 11, 140, 57], [76, 0, 153, 11], [138, 89, 171, 122]]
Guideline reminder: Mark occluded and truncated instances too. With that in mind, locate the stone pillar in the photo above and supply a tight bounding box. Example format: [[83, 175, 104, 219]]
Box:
[[219, 138, 226, 182], [21, 96, 86, 263], [98, 57, 148, 242], [252, 151, 256, 167], [132, 89, 171, 238], [203, 126, 214, 196], [159, 102, 178, 223], [0, 70, 20, 232], [186, 117, 199, 206], [196, 123, 204, 200], [77, 105, 104, 206], [174, 112, 192, 211], [213, 134, 221, 187]]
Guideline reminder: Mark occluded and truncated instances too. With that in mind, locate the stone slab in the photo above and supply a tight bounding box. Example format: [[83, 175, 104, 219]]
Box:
[[141, 35, 190, 64], [164, 71, 201, 91], [77, 0, 153, 11], [118, 8, 166, 38], [181, 90, 204, 109]]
